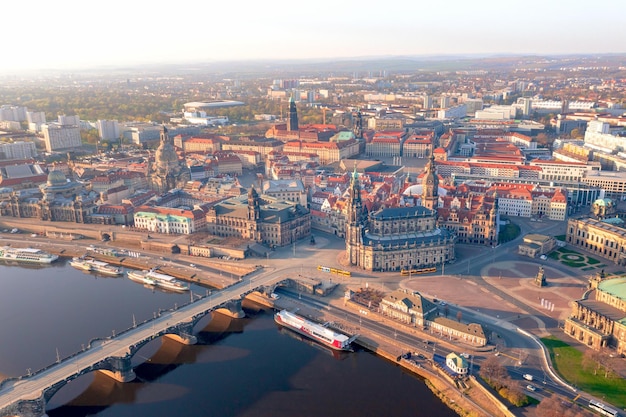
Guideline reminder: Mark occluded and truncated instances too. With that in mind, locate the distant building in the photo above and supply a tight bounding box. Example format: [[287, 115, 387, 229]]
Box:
[[0, 105, 28, 122], [97, 120, 120, 141], [0, 142, 37, 160], [26, 111, 46, 132], [365, 131, 404, 157], [42, 122, 81, 152]]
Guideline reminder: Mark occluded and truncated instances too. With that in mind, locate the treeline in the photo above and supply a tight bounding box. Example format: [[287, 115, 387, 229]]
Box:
[[0, 86, 334, 126]]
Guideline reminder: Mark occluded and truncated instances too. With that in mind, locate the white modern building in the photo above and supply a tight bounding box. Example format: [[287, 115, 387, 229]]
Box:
[[57, 115, 80, 126], [42, 123, 81, 152], [97, 120, 120, 141], [584, 120, 626, 152], [0, 105, 28, 122], [437, 104, 467, 120], [26, 111, 46, 132], [0, 141, 37, 160]]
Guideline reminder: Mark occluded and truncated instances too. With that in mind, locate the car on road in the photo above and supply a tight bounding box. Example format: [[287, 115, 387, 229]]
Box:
[[439, 301, 446, 306], [526, 384, 536, 392], [523, 374, 533, 381], [539, 254, 547, 260], [460, 352, 470, 358]]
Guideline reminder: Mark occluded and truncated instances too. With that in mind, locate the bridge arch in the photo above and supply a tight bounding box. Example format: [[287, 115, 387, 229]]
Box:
[[0, 281, 282, 417]]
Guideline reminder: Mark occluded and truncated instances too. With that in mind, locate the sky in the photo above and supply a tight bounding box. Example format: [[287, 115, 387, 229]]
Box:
[[2, 0, 625, 74]]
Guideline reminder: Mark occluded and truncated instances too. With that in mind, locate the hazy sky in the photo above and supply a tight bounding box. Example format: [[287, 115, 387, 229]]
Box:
[[3, 0, 625, 73]]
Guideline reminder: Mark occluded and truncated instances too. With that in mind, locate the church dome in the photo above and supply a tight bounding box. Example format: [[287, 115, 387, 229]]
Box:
[[154, 141, 179, 168], [47, 170, 67, 186]]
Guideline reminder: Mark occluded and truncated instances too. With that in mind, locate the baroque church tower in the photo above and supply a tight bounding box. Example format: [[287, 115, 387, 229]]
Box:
[[353, 108, 363, 139], [150, 126, 190, 193], [421, 153, 438, 210], [346, 167, 365, 266], [247, 186, 261, 240]]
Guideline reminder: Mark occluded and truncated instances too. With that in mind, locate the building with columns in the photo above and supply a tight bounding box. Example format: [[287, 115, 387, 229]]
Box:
[[565, 272, 626, 354], [566, 217, 626, 266]]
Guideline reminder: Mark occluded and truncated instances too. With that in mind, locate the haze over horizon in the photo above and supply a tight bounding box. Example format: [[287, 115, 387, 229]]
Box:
[[3, 0, 626, 74]]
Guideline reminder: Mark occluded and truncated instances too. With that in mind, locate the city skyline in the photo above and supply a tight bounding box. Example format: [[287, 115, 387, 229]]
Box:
[[3, 0, 626, 74]]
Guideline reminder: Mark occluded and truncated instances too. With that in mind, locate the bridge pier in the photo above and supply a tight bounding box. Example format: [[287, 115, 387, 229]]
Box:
[[217, 298, 245, 319], [165, 322, 197, 345], [98, 354, 136, 383], [1, 394, 47, 417]]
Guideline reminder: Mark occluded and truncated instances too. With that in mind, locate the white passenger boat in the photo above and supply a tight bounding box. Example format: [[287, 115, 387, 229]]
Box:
[[274, 310, 355, 351], [84, 259, 123, 276], [0, 247, 59, 264], [127, 269, 189, 292], [70, 257, 92, 271]]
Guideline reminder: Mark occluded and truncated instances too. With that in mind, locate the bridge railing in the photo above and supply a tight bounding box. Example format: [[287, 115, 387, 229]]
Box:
[[0, 288, 216, 388]]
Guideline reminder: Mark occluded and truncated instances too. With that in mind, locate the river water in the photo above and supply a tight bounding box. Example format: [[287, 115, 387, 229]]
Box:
[[0, 260, 457, 417]]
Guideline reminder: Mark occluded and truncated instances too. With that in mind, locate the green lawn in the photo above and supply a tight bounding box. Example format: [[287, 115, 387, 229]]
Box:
[[498, 223, 521, 243], [557, 247, 578, 254], [541, 336, 626, 408]]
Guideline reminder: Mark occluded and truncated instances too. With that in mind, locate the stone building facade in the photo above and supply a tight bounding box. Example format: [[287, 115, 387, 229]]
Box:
[[565, 273, 626, 354], [206, 186, 310, 248], [149, 126, 190, 193], [345, 167, 456, 272], [0, 170, 98, 222], [566, 217, 626, 265]]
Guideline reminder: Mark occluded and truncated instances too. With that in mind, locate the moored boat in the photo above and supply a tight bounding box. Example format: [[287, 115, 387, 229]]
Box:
[[127, 269, 189, 292], [0, 247, 59, 264], [274, 310, 355, 351], [84, 259, 123, 276], [70, 257, 92, 271], [127, 270, 157, 286]]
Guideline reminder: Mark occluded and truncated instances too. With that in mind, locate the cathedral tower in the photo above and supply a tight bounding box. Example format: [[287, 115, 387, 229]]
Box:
[[422, 153, 438, 210], [287, 97, 299, 132], [353, 108, 363, 139], [346, 167, 364, 266]]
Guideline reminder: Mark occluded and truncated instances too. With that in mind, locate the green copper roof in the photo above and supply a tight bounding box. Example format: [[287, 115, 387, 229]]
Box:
[[598, 277, 626, 301]]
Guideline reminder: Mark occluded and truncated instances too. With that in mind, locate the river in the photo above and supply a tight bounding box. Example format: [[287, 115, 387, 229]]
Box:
[[0, 260, 457, 417]]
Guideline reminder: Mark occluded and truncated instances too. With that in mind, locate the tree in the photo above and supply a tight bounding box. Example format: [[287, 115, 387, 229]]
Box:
[[570, 128, 582, 139], [506, 383, 528, 407], [536, 394, 594, 417], [582, 349, 601, 375], [479, 355, 508, 384]]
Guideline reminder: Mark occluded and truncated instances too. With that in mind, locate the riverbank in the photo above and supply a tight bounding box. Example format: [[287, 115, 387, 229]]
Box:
[[263, 291, 512, 417]]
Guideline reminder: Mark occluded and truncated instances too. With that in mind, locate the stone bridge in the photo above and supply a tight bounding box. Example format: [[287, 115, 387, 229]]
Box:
[[0, 276, 289, 417]]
